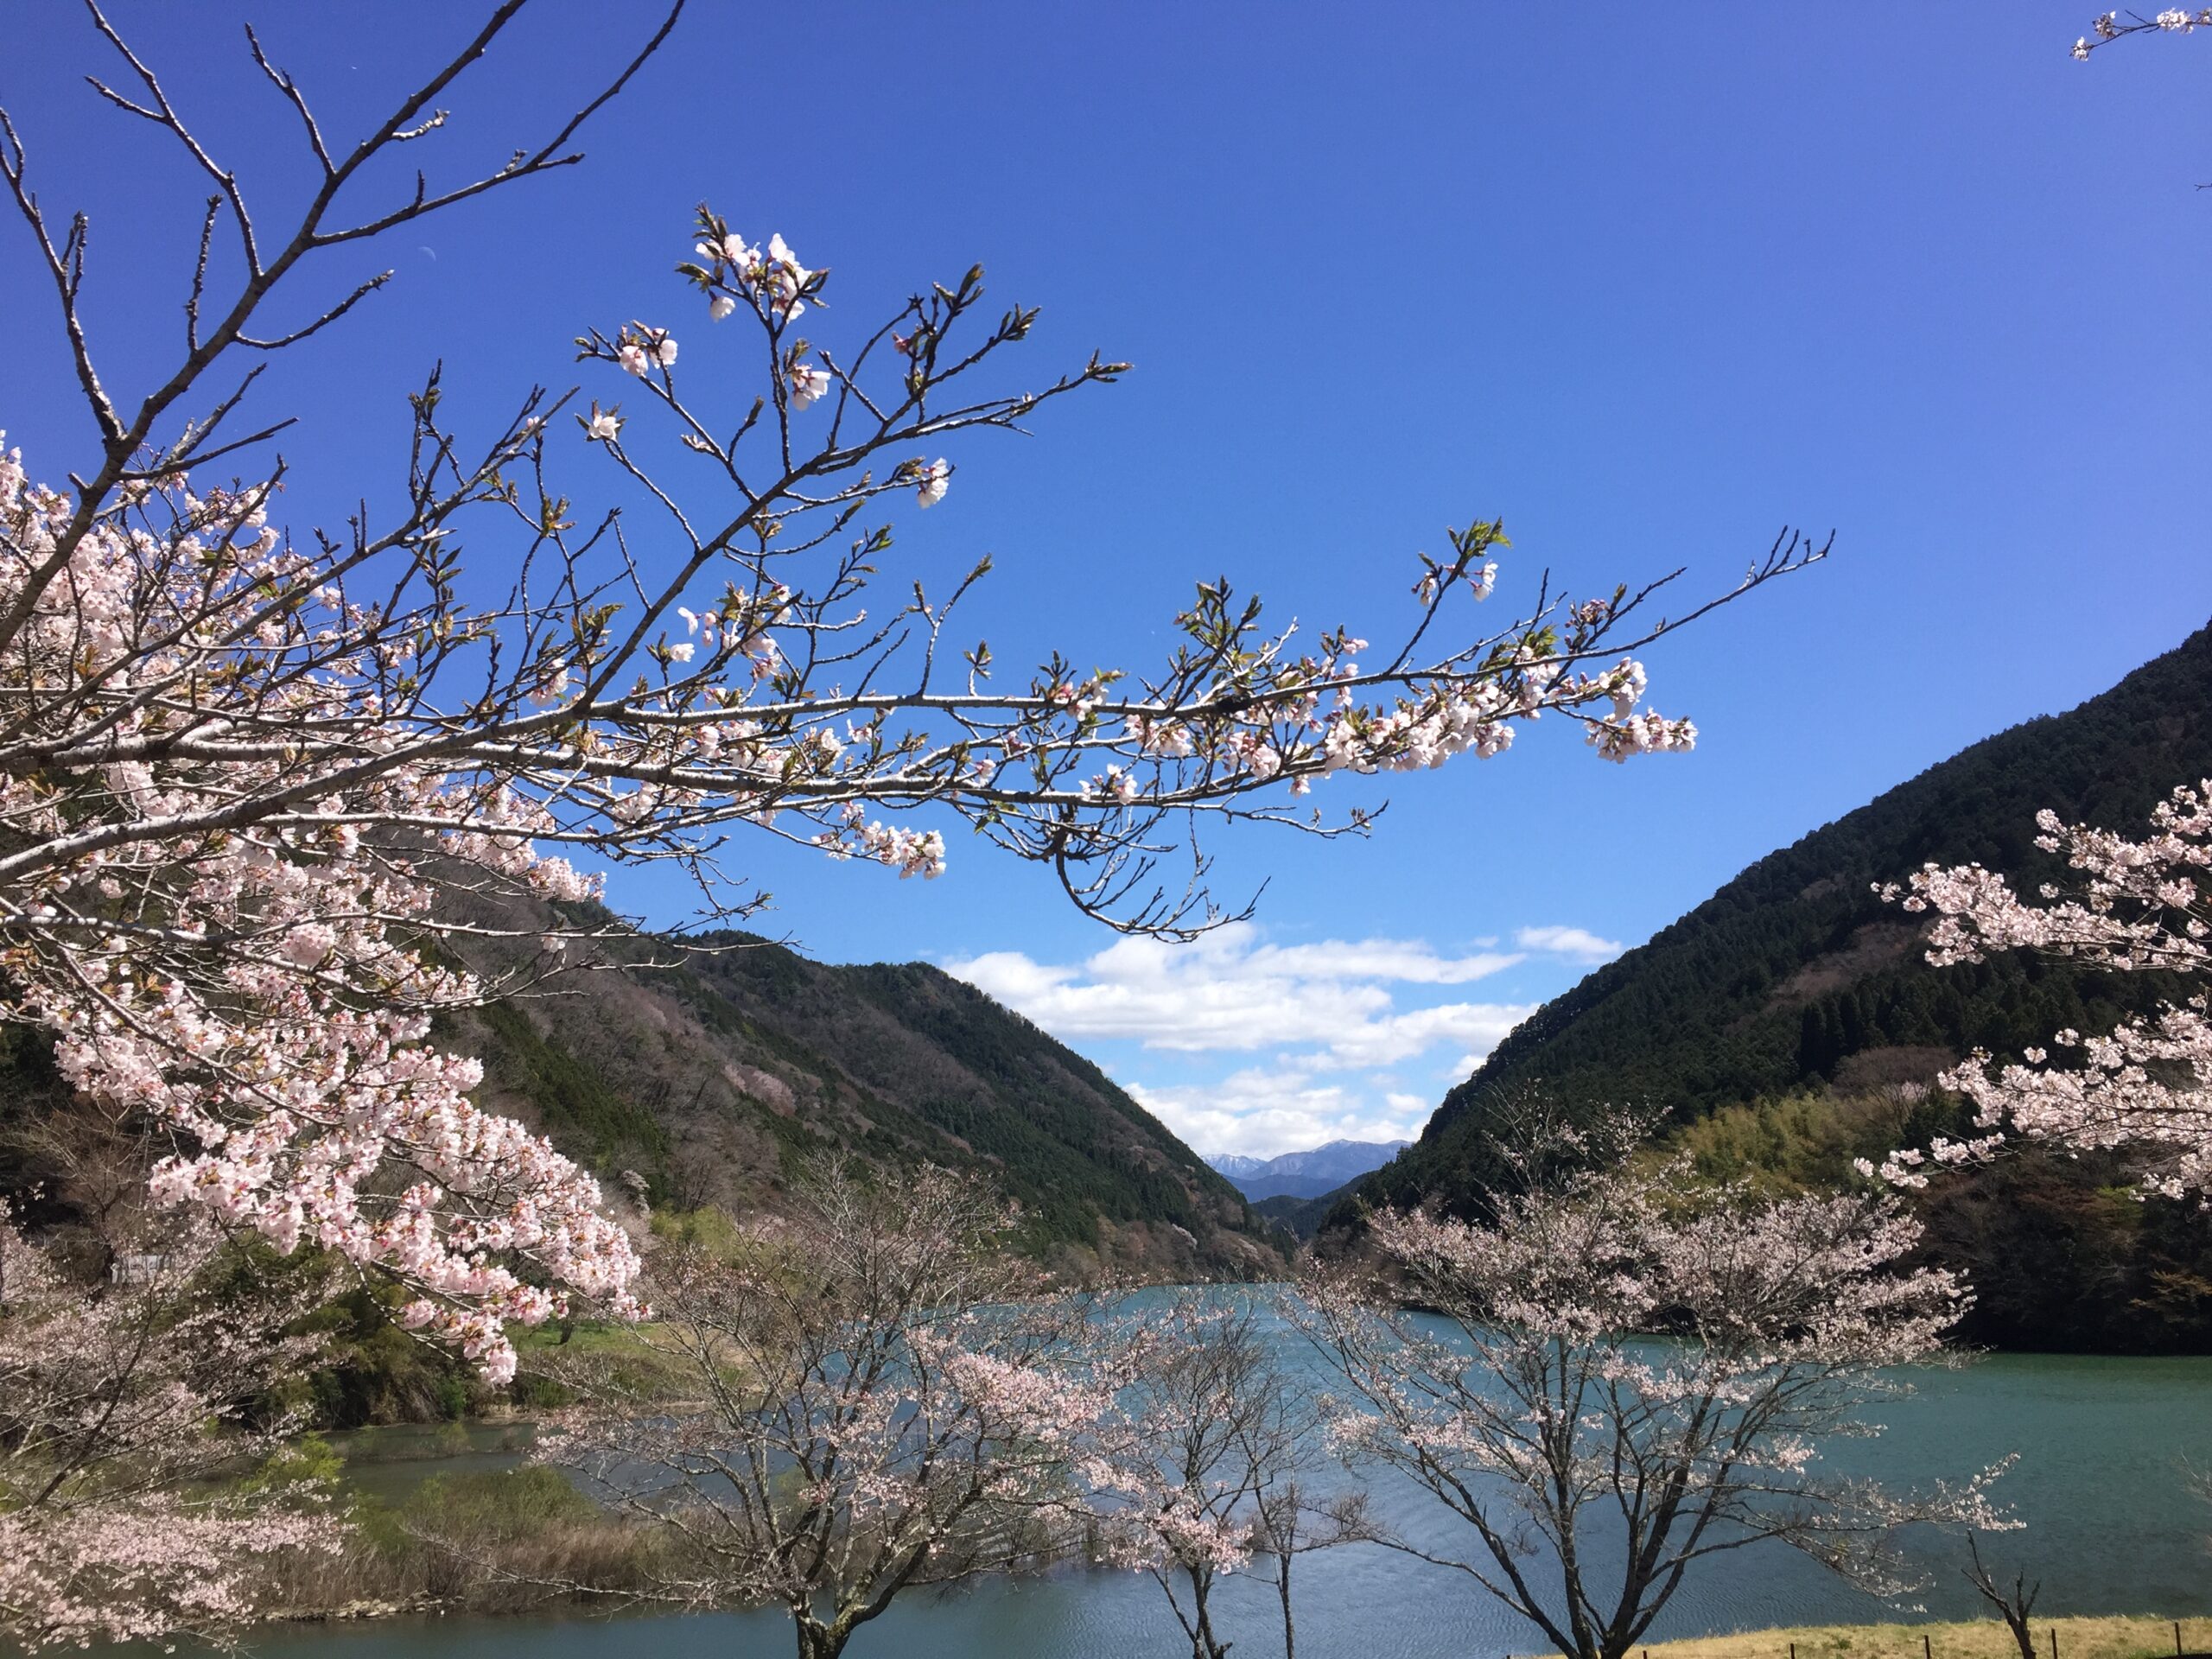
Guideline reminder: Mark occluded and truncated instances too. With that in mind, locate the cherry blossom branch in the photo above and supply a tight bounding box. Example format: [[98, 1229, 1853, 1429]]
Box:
[[2070, 7, 2212, 58], [1876, 779, 2212, 1197], [0, 0, 1821, 1397]]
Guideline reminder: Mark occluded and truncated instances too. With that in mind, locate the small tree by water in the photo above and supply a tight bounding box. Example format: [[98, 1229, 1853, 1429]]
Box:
[[1086, 1289, 1367, 1659], [1303, 1151, 2016, 1659], [542, 1164, 1096, 1659], [1962, 1533, 2043, 1659]]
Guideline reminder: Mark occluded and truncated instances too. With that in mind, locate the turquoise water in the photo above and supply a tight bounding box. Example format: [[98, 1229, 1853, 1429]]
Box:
[[257, 1346, 2212, 1659]]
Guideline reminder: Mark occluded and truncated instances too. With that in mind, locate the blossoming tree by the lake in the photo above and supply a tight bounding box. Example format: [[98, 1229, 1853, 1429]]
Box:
[[1302, 1145, 2012, 1659], [0, 1208, 344, 1650], [540, 1165, 1099, 1659], [1084, 1288, 1366, 1659]]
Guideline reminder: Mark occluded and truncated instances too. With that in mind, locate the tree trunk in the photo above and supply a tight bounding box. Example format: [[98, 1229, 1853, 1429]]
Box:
[[795, 1614, 848, 1659], [1275, 1552, 1296, 1659], [1185, 1565, 1231, 1659]]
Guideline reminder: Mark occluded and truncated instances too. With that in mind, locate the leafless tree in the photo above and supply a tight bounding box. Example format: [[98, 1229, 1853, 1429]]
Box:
[[1090, 1290, 1343, 1659], [1962, 1532, 2042, 1659], [1249, 1478, 1373, 1659]]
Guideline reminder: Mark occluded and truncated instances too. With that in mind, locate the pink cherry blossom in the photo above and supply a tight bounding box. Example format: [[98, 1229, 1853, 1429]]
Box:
[[788, 363, 831, 409], [1879, 779, 2212, 1197], [1, 1210, 346, 1651], [1303, 1144, 2008, 1659]]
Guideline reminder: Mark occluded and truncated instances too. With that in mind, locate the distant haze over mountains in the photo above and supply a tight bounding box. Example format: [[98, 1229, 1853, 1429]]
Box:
[[1208, 1139, 1409, 1201]]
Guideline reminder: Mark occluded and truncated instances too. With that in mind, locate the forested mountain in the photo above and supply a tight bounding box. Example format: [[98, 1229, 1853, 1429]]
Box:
[[1209, 1139, 1409, 1200], [462, 922, 1284, 1281], [1332, 623, 2212, 1350], [0, 911, 1281, 1427], [1251, 1183, 1359, 1239], [2, 915, 1282, 1287]]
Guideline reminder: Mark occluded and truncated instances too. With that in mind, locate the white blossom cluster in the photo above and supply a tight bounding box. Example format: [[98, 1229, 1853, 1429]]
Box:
[[0, 441, 640, 1385], [2073, 7, 2211, 58], [1878, 780, 2212, 1198]]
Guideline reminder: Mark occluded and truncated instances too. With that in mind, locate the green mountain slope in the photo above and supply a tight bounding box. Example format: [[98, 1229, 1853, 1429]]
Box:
[[1, 919, 1281, 1287], [1332, 624, 2212, 1351], [442, 922, 1282, 1281], [1251, 1182, 1356, 1241]]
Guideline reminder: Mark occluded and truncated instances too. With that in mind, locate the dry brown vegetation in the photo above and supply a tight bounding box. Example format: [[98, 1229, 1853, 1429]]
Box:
[[1597, 1618, 2212, 1659], [257, 1465, 657, 1621]]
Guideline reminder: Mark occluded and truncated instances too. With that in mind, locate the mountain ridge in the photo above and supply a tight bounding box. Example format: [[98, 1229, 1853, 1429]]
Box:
[[470, 923, 1287, 1279], [2, 906, 1285, 1286], [1208, 1139, 1409, 1200], [1323, 622, 2212, 1351]]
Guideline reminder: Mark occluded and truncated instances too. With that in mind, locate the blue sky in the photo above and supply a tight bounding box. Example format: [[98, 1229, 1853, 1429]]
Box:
[[5, 3, 2207, 1154]]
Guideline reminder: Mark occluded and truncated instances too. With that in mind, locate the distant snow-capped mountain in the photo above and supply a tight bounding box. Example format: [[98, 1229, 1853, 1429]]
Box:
[[1207, 1152, 1271, 1179], [1206, 1138, 1410, 1201]]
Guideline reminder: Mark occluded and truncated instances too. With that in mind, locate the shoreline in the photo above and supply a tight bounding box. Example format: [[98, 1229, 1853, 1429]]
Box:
[[1599, 1618, 2212, 1659], [255, 1605, 2212, 1649]]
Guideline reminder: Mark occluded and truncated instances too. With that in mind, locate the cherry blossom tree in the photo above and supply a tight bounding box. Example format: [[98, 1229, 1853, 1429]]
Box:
[[539, 1164, 1102, 1659], [1086, 1289, 1363, 1659], [1301, 1157, 2009, 1659], [1, 0, 1821, 1388], [1877, 780, 2212, 1198], [0, 1206, 345, 1650], [1248, 1474, 1370, 1659]]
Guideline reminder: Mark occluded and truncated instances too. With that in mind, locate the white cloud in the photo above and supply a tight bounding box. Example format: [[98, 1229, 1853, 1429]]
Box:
[[1236, 939, 1524, 985], [1307, 1002, 1533, 1070], [950, 945, 1389, 1054], [945, 924, 1529, 1065], [1514, 925, 1624, 963], [1125, 1068, 1434, 1160], [944, 922, 1592, 1159]]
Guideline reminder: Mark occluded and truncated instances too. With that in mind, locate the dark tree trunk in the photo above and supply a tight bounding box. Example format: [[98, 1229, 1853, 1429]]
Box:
[[1184, 1564, 1231, 1659]]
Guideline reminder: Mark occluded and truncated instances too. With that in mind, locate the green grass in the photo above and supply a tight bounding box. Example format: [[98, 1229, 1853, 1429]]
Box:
[[510, 1315, 716, 1405]]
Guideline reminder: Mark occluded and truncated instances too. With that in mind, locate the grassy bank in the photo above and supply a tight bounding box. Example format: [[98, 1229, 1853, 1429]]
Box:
[[256, 1458, 656, 1621], [1612, 1618, 2212, 1659]]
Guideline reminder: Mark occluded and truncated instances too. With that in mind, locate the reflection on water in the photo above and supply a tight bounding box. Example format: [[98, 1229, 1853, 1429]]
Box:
[[243, 1334, 2212, 1659], [326, 1421, 537, 1506]]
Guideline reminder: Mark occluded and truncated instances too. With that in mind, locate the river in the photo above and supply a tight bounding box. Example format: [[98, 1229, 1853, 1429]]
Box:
[[241, 1344, 2212, 1659]]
